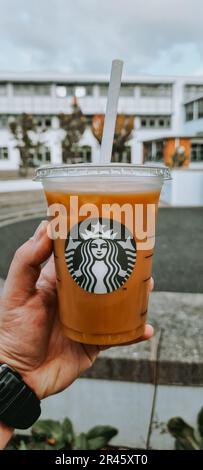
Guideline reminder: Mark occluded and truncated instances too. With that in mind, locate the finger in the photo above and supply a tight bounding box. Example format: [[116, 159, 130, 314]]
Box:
[[138, 323, 154, 341], [3, 221, 52, 304], [149, 277, 154, 292], [37, 255, 56, 290], [122, 324, 154, 345]]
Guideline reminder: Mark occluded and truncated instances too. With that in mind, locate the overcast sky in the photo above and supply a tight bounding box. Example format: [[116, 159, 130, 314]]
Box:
[[0, 0, 203, 77]]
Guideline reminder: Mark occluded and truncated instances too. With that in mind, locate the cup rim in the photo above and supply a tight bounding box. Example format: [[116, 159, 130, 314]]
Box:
[[34, 163, 172, 181]]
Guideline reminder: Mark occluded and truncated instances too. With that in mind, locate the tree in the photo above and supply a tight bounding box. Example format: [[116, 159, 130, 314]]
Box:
[[58, 97, 87, 163], [170, 146, 190, 168], [92, 114, 134, 161], [9, 113, 38, 176]]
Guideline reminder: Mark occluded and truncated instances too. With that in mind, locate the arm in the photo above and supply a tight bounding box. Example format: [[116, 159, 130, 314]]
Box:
[[0, 221, 154, 449], [0, 423, 13, 450]]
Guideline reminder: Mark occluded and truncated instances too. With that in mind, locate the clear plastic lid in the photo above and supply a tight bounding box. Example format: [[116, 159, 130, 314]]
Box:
[[34, 163, 171, 181]]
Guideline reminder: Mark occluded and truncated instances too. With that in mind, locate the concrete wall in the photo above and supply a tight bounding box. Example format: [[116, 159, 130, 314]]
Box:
[[42, 380, 154, 449], [161, 168, 203, 206], [183, 117, 203, 135], [41, 378, 203, 449]]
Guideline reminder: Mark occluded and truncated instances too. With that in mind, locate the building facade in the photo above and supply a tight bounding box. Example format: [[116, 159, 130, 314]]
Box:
[[0, 73, 203, 173]]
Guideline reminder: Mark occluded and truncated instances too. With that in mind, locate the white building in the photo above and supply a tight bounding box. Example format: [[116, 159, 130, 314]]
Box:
[[0, 73, 203, 207]]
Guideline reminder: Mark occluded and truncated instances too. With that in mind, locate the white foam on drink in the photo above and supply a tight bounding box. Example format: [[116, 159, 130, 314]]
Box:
[[35, 163, 170, 193], [43, 176, 163, 194]]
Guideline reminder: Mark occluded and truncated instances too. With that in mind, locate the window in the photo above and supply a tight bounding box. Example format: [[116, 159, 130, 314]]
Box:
[[191, 143, 203, 161], [66, 86, 75, 97], [45, 149, 51, 162], [140, 115, 171, 128], [100, 84, 135, 97], [30, 147, 51, 166], [144, 142, 152, 161], [0, 115, 8, 128], [56, 86, 67, 98], [0, 147, 8, 159], [198, 99, 203, 119], [111, 146, 131, 163], [62, 145, 92, 164], [75, 86, 86, 98], [85, 86, 93, 96], [144, 141, 163, 162], [45, 117, 52, 127], [0, 84, 7, 96], [85, 115, 93, 126], [99, 85, 108, 96], [156, 141, 164, 161], [184, 84, 203, 100], [77, 145, 92, 162], [13, 84, 51, 96], [185, 103, 194, 121], [120, 86, 134, 97], [140, 84, 172, 97], [35, 116, 52, 129], [75, 85, 93, 97], [57, 85, 93, 98]]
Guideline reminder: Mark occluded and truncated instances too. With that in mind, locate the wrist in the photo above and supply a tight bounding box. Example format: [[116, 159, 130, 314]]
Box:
[[0, 422, 14, 449], [20, 370, 42, 400], [0, 355, 40, 400], [0, 364, 41, 430]]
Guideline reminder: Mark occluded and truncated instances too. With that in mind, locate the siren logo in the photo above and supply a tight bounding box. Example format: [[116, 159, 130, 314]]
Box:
[[65, 218, 136, 294]]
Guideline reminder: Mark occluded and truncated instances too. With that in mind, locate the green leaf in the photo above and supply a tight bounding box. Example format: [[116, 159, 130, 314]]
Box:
[[86, 425, 118, 441], [197, 407, 203, 438], [199, 437, 203, 450], [18, 440, 28, 450], [175, 439, 185, 450], [32, 420, 55, 438], [62, 417, 74, 444], [31, 441, 51, 450], [73, 433, 89, 450], [175, 437, 198, 450], [32, 419, 64, 444], [88, 436, 110, 450], [167, 417, 200, 450], [23, 438, 64, 451]]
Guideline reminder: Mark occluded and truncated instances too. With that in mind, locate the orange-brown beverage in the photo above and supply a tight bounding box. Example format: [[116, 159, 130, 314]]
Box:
[[35, 164, 170, 345]]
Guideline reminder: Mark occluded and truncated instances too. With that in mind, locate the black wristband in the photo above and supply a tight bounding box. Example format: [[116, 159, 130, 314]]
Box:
[[0, 364, 41, 429]]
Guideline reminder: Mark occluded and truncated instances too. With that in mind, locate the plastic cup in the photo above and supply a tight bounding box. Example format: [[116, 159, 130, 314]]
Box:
[[35, 163, 171, 345]]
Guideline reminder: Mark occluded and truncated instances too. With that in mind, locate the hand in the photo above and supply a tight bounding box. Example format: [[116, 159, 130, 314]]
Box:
[[0, 221, 154, 400]]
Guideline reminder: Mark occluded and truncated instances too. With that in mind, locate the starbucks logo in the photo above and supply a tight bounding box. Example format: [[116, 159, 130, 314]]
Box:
[[65, 218, 136, 294]]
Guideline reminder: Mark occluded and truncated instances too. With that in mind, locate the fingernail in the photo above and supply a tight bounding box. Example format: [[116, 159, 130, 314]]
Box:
[[31, 221, 48, 242], [147, 324, 154, 334]]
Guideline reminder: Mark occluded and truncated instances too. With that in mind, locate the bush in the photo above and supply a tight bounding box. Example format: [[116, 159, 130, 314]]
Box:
[[6, 418, 118, 450]]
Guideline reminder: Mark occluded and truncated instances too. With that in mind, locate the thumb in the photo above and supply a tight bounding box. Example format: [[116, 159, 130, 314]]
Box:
[[2, 221, 52, 305]]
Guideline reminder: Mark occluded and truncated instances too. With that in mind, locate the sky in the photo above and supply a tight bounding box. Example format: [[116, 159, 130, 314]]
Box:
[[0, 0, 203, 77]]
